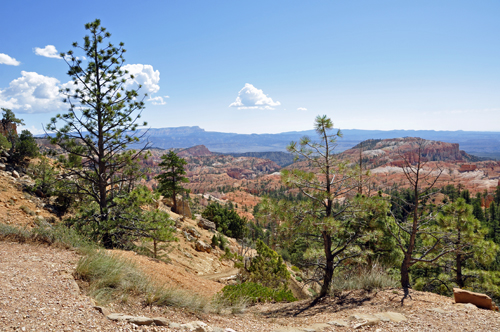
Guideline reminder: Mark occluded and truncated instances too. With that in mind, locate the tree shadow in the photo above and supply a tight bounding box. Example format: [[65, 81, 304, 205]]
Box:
[[260, 291, 376, 318]]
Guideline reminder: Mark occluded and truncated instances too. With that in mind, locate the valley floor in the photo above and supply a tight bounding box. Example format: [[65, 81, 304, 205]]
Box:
[[1, 241, 499, 332]]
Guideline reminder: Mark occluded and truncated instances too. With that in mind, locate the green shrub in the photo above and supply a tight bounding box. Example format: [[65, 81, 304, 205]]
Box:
[[246, 239, 290, 289], [219, 282, 296, 305], [291, 266, 300, 273], [11, 130, 39, 164], [202, 203, 247, 239], [0, 133, 11, 151]]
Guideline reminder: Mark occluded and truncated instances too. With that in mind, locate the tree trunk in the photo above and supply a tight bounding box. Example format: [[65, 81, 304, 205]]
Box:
[[154, 240, 157, 259], [319, 231, 333, 298], [456, 253, 463, 288], [400, 254, 411, 297]]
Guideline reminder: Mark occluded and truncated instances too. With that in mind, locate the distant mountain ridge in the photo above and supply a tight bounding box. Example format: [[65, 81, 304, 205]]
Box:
[[58, 126, 500, 160]]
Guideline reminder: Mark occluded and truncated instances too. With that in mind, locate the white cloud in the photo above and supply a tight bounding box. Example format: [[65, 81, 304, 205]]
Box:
[[0, 64, 166, 113], [149, 95, 169, 105], [0, 53, 20, 66], [0, 71, 65, 113], [297, 107, 307, 111], [34, 45, 61, 59], [229, 83, 281, 110], [123, 64, 160, 95]]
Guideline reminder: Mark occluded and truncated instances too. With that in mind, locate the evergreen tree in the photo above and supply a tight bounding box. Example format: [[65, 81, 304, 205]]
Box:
[[47, 19, 149, 247], [11, 130, 39, 164], [431, 198, 498, 288], [155, 151, 190, 214], [281, 115, 377, 298]]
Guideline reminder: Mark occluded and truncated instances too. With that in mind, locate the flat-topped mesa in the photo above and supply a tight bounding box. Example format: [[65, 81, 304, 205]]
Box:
[[344, 137, 475, 165]]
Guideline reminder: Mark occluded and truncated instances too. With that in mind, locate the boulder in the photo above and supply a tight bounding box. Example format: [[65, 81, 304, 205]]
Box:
[[106, 313, 154, 325], [183, 230, 196, 242], [152, 317, 170, 326], [198, 218, 216, 231], [0, 163, 5, 171], [186, 226, 201, 238], [180, 321, 213, 332], [11, 170, 19, 178], [454, 288, 498, 310], [195, 240, 211, 253]]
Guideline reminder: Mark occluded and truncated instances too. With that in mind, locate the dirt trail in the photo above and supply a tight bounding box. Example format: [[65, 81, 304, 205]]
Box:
[[200, 268, 240, 281]]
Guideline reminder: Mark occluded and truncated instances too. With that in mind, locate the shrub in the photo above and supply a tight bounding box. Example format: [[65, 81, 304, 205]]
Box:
[[11, 130, 39, 164], [0, 133, 11, 151], [246, 239, 290, 289], [202, 203, 247, 239]]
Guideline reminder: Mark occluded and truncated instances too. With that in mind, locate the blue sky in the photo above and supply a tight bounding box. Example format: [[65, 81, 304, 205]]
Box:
[[1, 1, 499, 134]]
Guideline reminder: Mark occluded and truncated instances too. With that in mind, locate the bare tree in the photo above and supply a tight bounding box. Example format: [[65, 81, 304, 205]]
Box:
[[387, 139, 452, 304]]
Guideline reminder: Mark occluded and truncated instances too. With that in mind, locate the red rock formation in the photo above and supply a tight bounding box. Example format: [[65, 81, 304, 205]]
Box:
[[459, 164, 477, 172], [178, 145, 213, 157], [0, 121, 17, 138]]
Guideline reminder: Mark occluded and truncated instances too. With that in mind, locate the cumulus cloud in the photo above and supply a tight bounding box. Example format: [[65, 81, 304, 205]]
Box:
[[297, 107, 307, 111], [34, 45, 61, 59], [149, 95, 169, 105], [123, 64, 161, 96], [0, 71, 65, 113], [0, 53, 20, 66], [229, 83, 281, 110], [0, 64, 165, 113]]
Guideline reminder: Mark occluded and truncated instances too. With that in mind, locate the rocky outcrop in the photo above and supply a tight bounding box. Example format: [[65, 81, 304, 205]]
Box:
[[195, 240, 211, 253], [178, 145, 213, 157], [459, 164, 477, 172], [0, 121, 17, 139], [163, 197, 192, 219], [453, 288, 498, 310], [198, 218, 216, 231]]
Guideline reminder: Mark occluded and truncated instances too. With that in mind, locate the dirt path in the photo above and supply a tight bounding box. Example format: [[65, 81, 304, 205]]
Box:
[[0, 241, 119, 331], [200, 268, 240, 281]]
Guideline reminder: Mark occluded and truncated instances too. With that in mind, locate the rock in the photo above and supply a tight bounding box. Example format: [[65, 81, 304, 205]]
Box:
[[374, 312, 407, 322], [328, 320, 349, 327], [195, 240, 212, 253], [198, 218, 216, 231], [169, 322, 181, 328], [152, 317, 169, 326], [350, 314, 380, 329], [454, 288, 498, 310], [93, 306, 111, 316], [183, 230, 196, 242], [186, 226, 201, 239], [11, 170, 19, 178], [0, 163, 5, 171], [1, 150, 9, 158], [106, 313, 154, 325], [180, 321, 213, 332]]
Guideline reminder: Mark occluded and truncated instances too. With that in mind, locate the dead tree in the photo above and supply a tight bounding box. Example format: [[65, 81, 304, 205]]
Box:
[[387, 139, 453, 304]]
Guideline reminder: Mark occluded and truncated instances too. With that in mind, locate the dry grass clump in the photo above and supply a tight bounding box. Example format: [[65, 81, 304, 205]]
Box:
[[330, 263, 398, 293]]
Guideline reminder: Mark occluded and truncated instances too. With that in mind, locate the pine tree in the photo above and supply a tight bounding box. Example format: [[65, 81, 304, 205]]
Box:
[[47, 19, 149, 247], [281, 115, 378, 298], [155, 151, 190, 214], [431, 198, 498, 288]]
